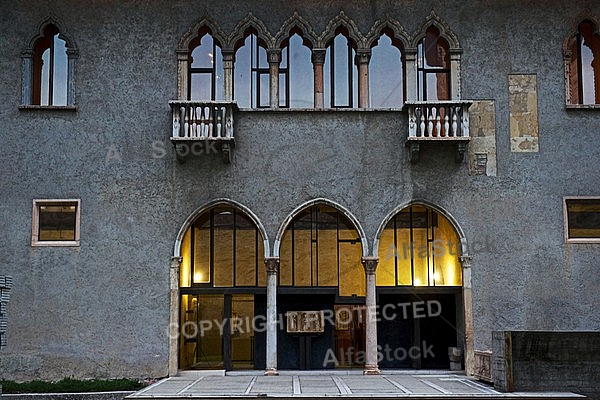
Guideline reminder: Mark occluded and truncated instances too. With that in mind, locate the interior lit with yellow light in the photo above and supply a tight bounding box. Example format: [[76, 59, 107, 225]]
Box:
[[377, 205, 462, 287], [279, 205, 365, 297]]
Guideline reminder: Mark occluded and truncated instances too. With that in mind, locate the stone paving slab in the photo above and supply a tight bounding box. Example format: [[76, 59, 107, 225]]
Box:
[[126, 372, 587, 399]]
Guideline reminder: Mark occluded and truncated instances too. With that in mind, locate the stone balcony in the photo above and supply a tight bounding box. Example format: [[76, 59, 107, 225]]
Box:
[[169, 101, 237, 163], [404, 101, 472, 163]]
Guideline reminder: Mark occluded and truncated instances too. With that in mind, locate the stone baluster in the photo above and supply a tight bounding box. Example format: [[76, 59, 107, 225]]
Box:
[[427, 106, 434, 137], [435, 107, 441, 137], [444, 108, 450, 137], [179, 106, 186, 137], [216, 106, 223, 138], [172, 107, 180, 138], [190, 106, 197, 138], [226, 106, 234, 138], [452, 107, 458, 137]]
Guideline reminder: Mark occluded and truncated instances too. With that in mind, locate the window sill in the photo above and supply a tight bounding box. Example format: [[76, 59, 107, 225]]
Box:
[[19, 105, 77, 111], [31, 240, 80, 247], [565, 238, 600, 244], [565, 104, 600, 110]]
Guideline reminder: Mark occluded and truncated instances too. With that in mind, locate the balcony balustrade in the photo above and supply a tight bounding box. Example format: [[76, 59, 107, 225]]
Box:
[[404, 101, 472, 163], [169, 101, 237, 163]]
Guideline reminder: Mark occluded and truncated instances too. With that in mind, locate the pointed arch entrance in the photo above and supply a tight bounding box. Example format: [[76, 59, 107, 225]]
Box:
[[171, 199, 270, 372], [373, 202, 472, 371], [273, 199, 369, 370]]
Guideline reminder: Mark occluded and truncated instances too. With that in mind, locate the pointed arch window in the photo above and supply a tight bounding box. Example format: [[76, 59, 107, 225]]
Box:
[[377, 205, 462, 287], [324, 30, 358, 108], [179, 206, 266, 288], [22, 21, 76, 108], [279, 205, 364, 297], [567, 20, 600, 105], [370, 31, 405, 107], [188, 30, 224, 101], [234, 30, 269, 108], [280, 32, 314, 108], [417, 26, 451, 101]]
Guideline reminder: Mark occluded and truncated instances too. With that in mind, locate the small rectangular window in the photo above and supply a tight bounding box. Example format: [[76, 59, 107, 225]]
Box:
[[32, 199, 80, 246], [564, 197, 600, 242]]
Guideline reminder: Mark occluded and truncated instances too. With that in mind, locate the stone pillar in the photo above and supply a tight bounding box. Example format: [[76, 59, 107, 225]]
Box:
[[21, 50, 33, 105], [362, 257, 380, 375], [176, 50, 189, 100], [168, 256, 182, 377], [264, 257, 280, 375], [450, 51, 462, 100], [66, 48, 78, 106], [404, 51, 418, 101], [459, 255, 474, 376], [312, 49, 326, 109], [1, 275, 13, 396], [355, 50, 371, 108], [222, 50, 235, 102], [268, 49, 281, 108]]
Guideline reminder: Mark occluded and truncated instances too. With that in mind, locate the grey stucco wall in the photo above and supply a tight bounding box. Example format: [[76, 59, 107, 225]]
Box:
[[0, 0, 599, 381]]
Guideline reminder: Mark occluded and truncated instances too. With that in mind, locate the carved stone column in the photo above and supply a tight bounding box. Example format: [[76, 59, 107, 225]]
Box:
[[355, 50, 371, 108], [21, 50, 33, 105], [0, 275, 10, 396], [459, 255, 474, 376], [362, 257, 380, 375], [312, 49, 326, 109], [66, 48, 78, 105], [404, 51, 418, 101], [176, 50, 189, 100], [264, 257, 280, 375], [450, 51, 462, 100], [168, 256, 182, 377], [268, 50, 281, 108], [222, 50, 235, 102]]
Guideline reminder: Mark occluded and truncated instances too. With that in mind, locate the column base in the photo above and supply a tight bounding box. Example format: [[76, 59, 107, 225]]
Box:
[[363, 364, 381, 375], [264, 368, 279, 376]]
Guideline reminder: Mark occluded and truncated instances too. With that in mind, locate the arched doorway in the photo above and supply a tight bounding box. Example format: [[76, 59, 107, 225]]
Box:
[[276, 202, 367, 369], [176, 203, 268, 371], [375, 204, 466, 369]]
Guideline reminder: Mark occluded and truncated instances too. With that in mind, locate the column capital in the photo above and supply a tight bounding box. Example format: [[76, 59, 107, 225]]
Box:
[[361, 257, 379, 275], [459, 255, 472, 268], [355, 50, 371, 65], [267, 49, 281, 64], [170, 256, 182, 269], [265, 257, 280, 274], [222, 50, 235, 62], [176, 49, 189, 61], [311, 48, 326, 65]]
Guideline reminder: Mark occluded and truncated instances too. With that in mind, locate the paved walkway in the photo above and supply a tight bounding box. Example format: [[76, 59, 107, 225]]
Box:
[[127, 371, 585, 399]]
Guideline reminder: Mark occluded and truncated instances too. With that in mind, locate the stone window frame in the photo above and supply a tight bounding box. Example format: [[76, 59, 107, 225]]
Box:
[[187, 27, 225, 101], [20, 15, 78, 110], [407, 11, 462, 102], [563, 196, 600, 244], [563, 13, 600, 109], [364, 18, 411, 108], [176, 11, 463, 109], [273, 12, 319, 108], [31, 199, 81, 247]]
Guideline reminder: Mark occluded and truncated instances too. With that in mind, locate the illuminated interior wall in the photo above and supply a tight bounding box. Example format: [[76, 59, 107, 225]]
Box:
[[179, 206, 266, 289], [377, 205, 462, 287], [278, 206, 365, 296]]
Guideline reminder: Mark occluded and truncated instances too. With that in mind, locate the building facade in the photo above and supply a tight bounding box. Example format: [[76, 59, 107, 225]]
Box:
[[1, 0, 599, 383]]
